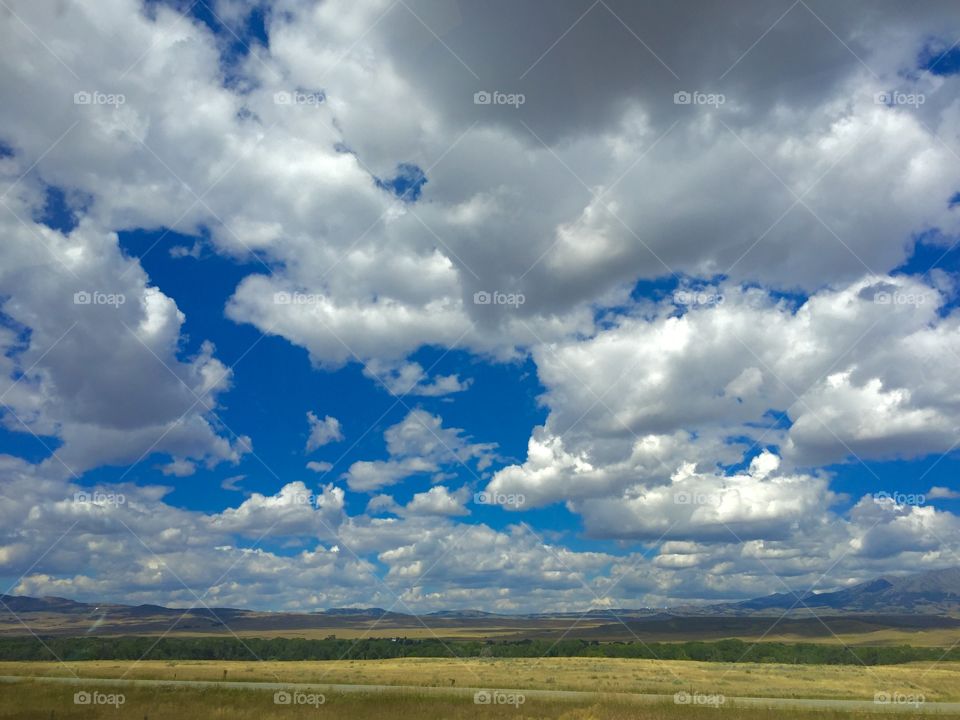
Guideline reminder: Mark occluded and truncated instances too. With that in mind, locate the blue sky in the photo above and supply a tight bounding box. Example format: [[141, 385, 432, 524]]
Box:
[[2, 0, 960, 612]]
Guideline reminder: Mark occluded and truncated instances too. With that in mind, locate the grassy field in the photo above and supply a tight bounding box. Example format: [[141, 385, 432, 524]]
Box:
[[741, 628, 960, 648], [48, 626, 960, 645], [0, 682, 942, 720], [5, 612, 959, 646], [0, 617, 559, 640], [1, 657, 957, 701]]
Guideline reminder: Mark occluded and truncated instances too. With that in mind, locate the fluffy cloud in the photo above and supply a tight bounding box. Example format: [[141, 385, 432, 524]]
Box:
[[363, 360, 471, 397], [401, 485, 469, 517], [0, 178, 249, 476], [0, 459, 612, 611], [0, 451, 958, 611], [210, 481, 347, 538], [573, 455, 835, 542], [929, 486, 960, 500], [345, 409, 496, 491], [305, 412, 344, 452], [8, 0, 960, 371], [490, 276, 960, 514]]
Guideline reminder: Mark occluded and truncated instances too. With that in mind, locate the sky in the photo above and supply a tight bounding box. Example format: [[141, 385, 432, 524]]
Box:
[[1, 0, 960, 613]]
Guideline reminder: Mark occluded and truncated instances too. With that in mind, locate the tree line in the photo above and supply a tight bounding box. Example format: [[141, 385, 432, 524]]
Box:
[[0, 636, 956, 665]]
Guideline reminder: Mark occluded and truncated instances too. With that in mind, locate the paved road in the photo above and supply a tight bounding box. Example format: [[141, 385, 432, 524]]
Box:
[[1, 674, 955, 714]]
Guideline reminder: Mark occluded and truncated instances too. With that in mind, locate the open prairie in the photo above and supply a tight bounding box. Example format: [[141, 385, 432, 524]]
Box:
[[1, 681, 948, 720], [2, 657, 958, 701], [4, 604, 960, 646]]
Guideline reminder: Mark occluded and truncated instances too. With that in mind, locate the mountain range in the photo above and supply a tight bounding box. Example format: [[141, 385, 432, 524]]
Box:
[[696, 567, 960, 616], [1, 567, 958, 638]]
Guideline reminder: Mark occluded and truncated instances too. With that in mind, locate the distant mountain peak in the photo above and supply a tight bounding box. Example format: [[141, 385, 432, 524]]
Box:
[[322, 607, 390, 617], [710, 567, 960, 616]]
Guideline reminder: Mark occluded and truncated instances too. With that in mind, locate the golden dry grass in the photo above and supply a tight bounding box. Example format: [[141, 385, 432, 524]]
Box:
[[6, 617, 960, 645], [1, 656, 958, 701], [0, 682, 948, 720]]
